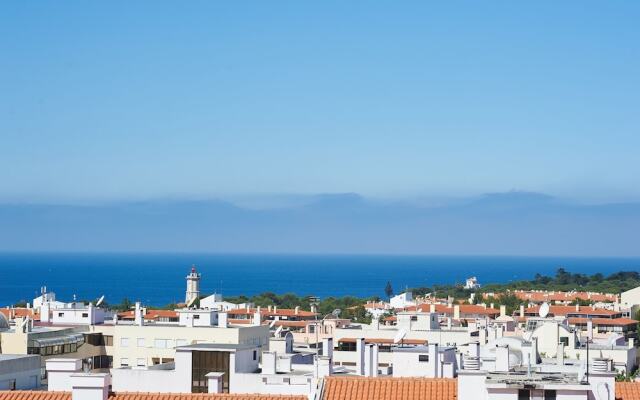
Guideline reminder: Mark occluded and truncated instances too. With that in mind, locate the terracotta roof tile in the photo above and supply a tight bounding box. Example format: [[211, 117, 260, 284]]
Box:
[[617, 381, 640, 399], [322, 377, 457, 400], [0, 392, 306, 400]]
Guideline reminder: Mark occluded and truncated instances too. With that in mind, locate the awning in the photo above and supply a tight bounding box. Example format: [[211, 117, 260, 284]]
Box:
[[32, 333, 85, 347]]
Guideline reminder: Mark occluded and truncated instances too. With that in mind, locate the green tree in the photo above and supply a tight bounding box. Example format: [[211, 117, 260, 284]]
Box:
[[384, 281, 394, 301]]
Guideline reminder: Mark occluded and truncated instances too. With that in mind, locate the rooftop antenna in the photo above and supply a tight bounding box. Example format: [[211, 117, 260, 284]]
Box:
[[274, 325, 283, 337], [539, 302, 550, 318], [394, 328, 407, 347], [96, 295, 105, 307]]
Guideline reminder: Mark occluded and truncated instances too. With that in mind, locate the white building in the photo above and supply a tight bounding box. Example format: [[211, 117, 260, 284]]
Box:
[[389, 292, 415, 309], [464, 277, 480, 290], [0, 355, 41, 390]]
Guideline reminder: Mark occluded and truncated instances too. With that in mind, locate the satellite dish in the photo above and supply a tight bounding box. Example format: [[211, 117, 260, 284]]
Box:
[[269, 319, 277, 328], [331, 309, 341, 318], [539, 303, 550, 318], [274, 325, 283, 337], [96, 295, 105, 307], [393, 329, 407, 344], [186, 297, 197, 308]]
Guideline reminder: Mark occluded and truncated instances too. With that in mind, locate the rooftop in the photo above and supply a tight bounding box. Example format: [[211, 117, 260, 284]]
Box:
[[0, 393, 305, 400], [321, 377, 457, 400]]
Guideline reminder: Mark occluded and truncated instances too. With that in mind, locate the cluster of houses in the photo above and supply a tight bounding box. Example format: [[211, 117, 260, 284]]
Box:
[[1, 268, 640, 400]]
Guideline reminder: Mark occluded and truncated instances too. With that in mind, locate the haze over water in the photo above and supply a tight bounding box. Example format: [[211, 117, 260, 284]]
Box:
[[1, 253, 638, 307]]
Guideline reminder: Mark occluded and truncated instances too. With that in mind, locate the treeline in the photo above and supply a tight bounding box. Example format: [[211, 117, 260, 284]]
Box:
[[481, 269, 640, 294]]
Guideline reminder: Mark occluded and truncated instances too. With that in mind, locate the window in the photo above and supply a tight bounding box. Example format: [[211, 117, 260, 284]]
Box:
[[559, 337, 569, 346], [104, 335, 113, 346], [82, 313, 89, 318], [194, 314, 200, 319], [120, 358, 129, 367], [137, 338, 145, 347], [518, 389, 530, 400], [154, 339, 172, 348], [175, 339, 187, 347], [545, 390, 556, 400], [120, 337, 129, 347], [136, 358, 145, 367], [253, 350, 257, 361], [418, 354, 429, 362], [58, 313, 64, 317], [411, 316, 418, 321]]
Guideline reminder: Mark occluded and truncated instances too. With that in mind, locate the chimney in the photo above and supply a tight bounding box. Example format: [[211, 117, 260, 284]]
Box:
[[273, 305, 277, 314], [428, 343, 439, 378], [481, 303, 487, 309], [311, 304, 317, 314], [217, 312, 228, 328], [323, 337, 334, 360], [253, 310, 261, 326], [371, 344, 379, 377], [453, 305, 460, 320], [261, 351, 277, 375], [268, 305, 272, 312], [495, 345, 510, 372], [364, 344, 379, 377], [490, 303, 494, 310], [575, 304, 580, 312], [500, 305, 506, 317], [356, 338, 366, 375], [71, 373, 109, 400], [295, 306, 300, 315], [587, 319, 593, 341], [46, 359, 83, 391], [429, 304, 436, 313], [316, 356, 332, 378], [134, 302, 143, 326], [41, 301, 51, 323], [206, 372, 224, 393], [519, 305, 525, 318]]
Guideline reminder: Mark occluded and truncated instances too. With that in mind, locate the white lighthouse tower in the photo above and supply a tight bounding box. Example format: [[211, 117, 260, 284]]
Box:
[[185, 265, 201, 304]]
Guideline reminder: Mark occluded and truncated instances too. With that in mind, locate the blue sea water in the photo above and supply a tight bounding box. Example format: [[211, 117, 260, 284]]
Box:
[[0, 253, 639, 307]]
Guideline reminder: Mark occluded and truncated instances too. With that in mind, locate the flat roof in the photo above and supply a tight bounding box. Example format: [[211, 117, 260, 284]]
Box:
[[0, 354, 39, 361]]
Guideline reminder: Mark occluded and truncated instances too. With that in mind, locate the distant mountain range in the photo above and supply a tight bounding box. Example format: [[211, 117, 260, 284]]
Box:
[[1, 192, 639, 256]]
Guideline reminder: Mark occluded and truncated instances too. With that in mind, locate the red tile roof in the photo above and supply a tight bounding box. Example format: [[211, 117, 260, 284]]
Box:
[[512, 290, 617, 303], [227, 308, 317, 318], [522, 305, 619, 317], [402, 304, 499, 316], [118, 310, 178, 320], [617, 382, 640, 399], [0, 308, 39, 320], [338, 338, 427, 345], [568, 317, 638, 327], [322, 377, 457, 400], [0, 392, 305, 400]]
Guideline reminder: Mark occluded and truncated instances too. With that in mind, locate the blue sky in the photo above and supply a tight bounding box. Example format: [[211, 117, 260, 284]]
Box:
[[1, 1, 639, 203]]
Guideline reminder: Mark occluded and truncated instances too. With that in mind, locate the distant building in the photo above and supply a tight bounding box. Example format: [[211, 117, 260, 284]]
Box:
[[464, 277, 480, 290], [185, 265, 201, 304]]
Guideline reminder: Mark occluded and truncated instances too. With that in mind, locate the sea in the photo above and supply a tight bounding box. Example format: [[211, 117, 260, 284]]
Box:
[[0, 253, 639, 307]]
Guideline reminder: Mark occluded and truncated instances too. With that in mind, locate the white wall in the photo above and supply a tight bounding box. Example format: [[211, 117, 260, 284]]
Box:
[[0, 355, 41, 390]]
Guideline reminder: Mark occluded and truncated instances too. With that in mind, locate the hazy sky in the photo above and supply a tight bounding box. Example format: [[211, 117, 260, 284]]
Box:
[[1, 1, 639, 203]]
